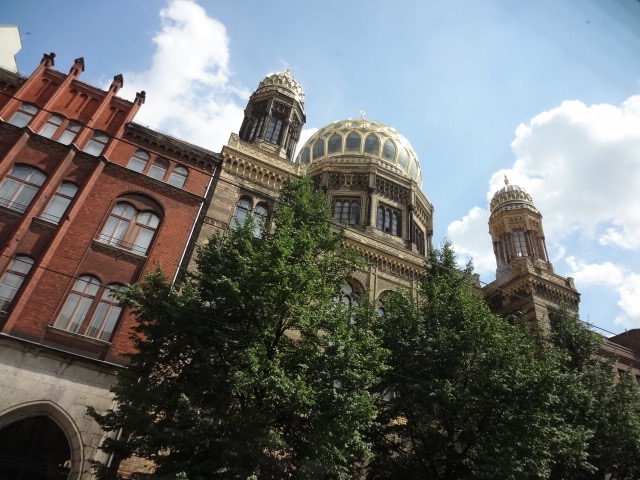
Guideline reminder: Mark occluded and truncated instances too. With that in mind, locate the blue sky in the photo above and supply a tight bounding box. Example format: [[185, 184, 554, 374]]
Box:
[[4, 0, 640, 335]]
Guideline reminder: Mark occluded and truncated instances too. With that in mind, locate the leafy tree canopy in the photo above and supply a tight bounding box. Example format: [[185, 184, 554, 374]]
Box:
[[90, 177, 387, 479]]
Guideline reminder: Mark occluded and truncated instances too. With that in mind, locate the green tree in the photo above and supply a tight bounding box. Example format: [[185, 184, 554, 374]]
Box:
[[548, 310, 640, 480], [368, 243, 562, 480], [89, 177, 387, 479]]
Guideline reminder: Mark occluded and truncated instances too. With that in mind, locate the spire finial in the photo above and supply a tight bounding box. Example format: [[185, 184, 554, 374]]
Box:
[[360, 108, 366, 119], [504, 175, 509, 185]]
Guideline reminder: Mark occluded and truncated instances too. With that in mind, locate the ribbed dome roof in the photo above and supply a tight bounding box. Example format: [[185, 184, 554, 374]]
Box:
[[295, 118, 422, 184], [490, 178, 539, 214], [256, 69, 305, 108]]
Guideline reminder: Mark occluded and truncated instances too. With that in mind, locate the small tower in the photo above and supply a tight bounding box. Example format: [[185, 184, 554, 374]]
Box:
[[483, 177, 579, 326], [238, 69, 306, 161]]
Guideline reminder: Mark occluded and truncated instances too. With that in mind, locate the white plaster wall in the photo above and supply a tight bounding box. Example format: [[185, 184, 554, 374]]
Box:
[[0, 26, 21, 73], [0, 336, 120, 479]]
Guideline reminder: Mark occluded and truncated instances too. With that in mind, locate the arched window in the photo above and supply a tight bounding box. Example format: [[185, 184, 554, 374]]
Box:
[[41, 181, 78, 224], [57, 122, 81, 145], [333, 199, 359, 225], [391, 211, 399, 236], [345, 132, 362, 152], [377, 291, 391, 317], [300, 147, 311, 165], [364, 134, 380, 155], [0, 255, 34, 313], [9, 103, 38, 127], [0, 416, 71, 478], [39, 114, 63, 139], [231, 198, 252, 229], [127, 150, 150, 173], [148, 158, 169, 180], [99, 202, 160, 255], [168, 166, 188, 188], [85, 284, 124, 341], [83, 132, 109, 156], [0, 164, 47, 213], [397, 148, 409, 169], [253, 203, 268, 238], [327, 134, 342, 154], [54, 275, 101, 334], [333, 282, 359, 307], [382, 139, 396, 161], [376, 204, 401, 236], [264, 117, 283, 144], [513, 231, 528, 257], [312, 139, 325, 159], [248, 116, 265, 141]]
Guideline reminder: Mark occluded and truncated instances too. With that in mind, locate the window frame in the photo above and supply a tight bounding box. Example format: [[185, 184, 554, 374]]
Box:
[[9, 103, 39, 128], [0, 255, 34, 313], [98, 201, 161, 256], [0, 164, 47, 213], [41, 181, 78, 224], [83, 131, 109, 156]]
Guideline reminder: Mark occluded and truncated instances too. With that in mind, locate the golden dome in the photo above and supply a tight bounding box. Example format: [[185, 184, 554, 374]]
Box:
[[490, 177, 539, 214], [296, 118, 422, 184], [256, 69, 305, 108]]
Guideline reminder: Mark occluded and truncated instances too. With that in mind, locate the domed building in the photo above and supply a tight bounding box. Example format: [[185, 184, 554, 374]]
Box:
[[200, 71, 433, 302], [483, 177, 579, 326]]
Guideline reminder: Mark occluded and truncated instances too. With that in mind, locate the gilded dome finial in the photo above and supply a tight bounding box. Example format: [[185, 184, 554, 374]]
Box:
[[360, 108, 366, 119], [504, 175, 509, 185]]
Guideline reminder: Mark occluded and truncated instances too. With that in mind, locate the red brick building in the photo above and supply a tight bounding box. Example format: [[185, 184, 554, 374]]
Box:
[[0, 53, 219, 478]]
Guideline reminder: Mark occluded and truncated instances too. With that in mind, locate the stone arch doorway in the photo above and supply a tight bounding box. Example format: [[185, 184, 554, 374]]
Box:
[[0, 401, 83, 480]]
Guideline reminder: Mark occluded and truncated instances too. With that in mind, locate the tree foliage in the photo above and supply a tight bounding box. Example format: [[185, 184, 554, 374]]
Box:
[[368, 242, 640, 480], [89, 177, 387, 479], [368, 243, 561, 479]]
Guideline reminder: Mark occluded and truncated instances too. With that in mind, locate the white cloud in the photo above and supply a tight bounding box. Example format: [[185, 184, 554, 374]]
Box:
[[448, 95, 640, 329], [446, 206, 494, 273], [565, 256, 640, 328], [116, 0, 248, 151]]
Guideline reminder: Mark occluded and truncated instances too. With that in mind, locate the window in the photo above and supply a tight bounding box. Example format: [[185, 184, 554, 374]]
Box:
[[397, 148, 410, 169], [127, 150, 150, 173], [376, 205, 401, 236], [57, 122, 81, 145], [264, 117, 283, 145], [382, 139, 396, 161], [333, 282, 359, 307], [39, 115, 63, 139], [53, 275, 100, 334], [414, 226, 425, 255], [41, 181, 78, 224], [513, 231, 528, 257], [328, 134, 342, 154], [148, 158, 169, 181], [364, 134, 380, 155], [300, 147, 311, 165], [312, 139, 325, 159], [85, 284, 124, 341], [98, 202, 160, 255], [0, 165, 47, 213], [333, 200, 359, 225], [83, 132, 109, 156], [0, 255, 34, 313], [345, 132, 362, 152], [231, 198, 252, 229], [253, 203, 268, 238], [167, 166, 188, 188], [9, 103, 38, 127], [248, 116, 265, 141]]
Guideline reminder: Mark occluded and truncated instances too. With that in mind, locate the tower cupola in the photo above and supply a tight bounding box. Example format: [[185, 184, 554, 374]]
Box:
[[489, 177, 551, 277], [238, 69, 306, 162]]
